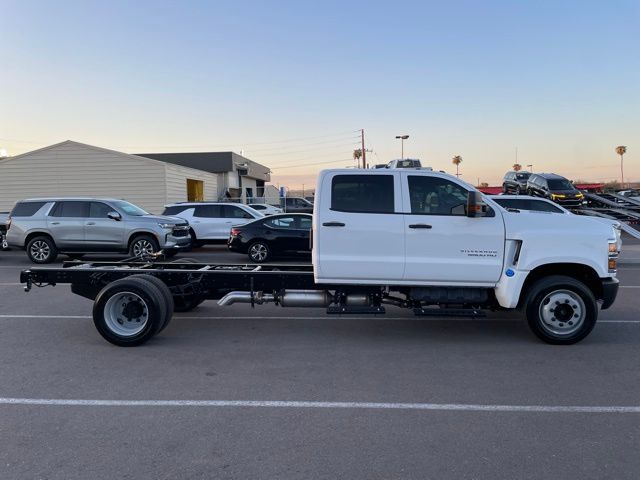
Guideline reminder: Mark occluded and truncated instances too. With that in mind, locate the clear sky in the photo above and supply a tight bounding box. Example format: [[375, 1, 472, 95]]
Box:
[[1, 0, 638, 188]]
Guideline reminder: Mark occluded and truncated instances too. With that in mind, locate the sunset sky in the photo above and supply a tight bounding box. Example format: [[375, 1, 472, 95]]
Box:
[[1, 0, 638, 188]]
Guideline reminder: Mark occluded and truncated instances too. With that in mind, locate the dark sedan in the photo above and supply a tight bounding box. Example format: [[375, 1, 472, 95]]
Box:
[[228, 213, 312, 263]]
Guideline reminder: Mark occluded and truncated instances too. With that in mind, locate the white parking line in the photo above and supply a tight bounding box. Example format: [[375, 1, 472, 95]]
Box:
[[0, 314, 637, 323], [0, 397, 639, 413]]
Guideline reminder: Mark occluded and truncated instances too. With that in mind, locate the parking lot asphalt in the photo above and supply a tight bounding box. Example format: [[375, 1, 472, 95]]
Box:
[[1, 246, 640, 479]]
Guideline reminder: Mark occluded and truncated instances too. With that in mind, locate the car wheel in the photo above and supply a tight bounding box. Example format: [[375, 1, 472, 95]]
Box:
[[248, 241, 270, 263], [524, 275, 597, 345], [129, 235, 159, 258], [502, 185, 508, 194], [27, 236, 58, 264], [189, 229, 203, 248], [516, 186, 522, 195]]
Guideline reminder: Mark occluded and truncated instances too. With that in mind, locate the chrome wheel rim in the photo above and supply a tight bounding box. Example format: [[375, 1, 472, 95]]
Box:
[[249, 243, 268, 261], [133, 239, 155, 256], [104, 291, 149, 337], [538, 289, 585, 336], [30, 240, 50, 261]]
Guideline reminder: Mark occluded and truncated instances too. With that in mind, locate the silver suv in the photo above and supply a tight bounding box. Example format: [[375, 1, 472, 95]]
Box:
[[6, 198, 191, 263]]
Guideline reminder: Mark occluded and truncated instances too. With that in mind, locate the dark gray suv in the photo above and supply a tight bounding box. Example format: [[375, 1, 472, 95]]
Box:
[[6, 198, 191, 263]]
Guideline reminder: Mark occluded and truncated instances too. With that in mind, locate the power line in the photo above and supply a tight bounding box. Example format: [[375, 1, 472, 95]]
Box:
[[271, 159, 356, 170], [250, 142, 359, 158]]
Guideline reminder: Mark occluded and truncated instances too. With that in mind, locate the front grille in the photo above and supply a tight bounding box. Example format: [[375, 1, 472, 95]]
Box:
[[172, 225, 190, 237]]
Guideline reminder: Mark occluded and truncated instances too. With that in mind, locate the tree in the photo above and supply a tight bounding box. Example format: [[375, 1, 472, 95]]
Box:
[[452, 155, 462, 177], [480, 182, 489, 188], [353, 149, 363, 168], [512, 163, 522, 171], [616, 146, 627, 188]]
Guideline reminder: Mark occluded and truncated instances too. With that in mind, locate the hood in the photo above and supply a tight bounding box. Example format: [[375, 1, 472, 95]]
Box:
[[503, 209, 615, 240], [137, 214, 188, 225]]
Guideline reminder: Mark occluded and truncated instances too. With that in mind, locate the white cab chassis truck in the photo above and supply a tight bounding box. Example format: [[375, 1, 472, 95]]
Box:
[[21, 169, 620, 347]]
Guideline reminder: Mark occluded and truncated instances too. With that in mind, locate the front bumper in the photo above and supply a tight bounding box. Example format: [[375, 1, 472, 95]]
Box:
[[601, 277, 619, 310], [163, 232, 192, 250]]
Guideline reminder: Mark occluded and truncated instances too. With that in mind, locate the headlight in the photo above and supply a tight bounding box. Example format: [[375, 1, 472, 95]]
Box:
[[158, 223, 174, 230]]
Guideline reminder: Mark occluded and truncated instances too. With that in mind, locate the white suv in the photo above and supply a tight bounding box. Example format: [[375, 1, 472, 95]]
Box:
[[162, 202, 263, 245]]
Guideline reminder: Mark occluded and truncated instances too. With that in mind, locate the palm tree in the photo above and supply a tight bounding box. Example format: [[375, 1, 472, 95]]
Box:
[[452, 155, 462, 177], [353, 149, 363, 168], [616, 146, 627, 188], [512, 163, 522, 171]]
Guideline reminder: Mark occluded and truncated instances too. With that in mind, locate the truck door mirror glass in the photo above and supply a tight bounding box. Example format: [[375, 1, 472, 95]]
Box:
[[107, 211, 122, 221], [466, 191, 488, 218]]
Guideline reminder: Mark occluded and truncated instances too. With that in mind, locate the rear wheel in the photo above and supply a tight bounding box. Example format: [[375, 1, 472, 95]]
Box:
[[93, 277, 168, 346], [524, 275, 597, 345], [128, 274, 174, 332], [27, 236, 58, 264], [129, 235, 159, 257], [248, 241, 270, 263]]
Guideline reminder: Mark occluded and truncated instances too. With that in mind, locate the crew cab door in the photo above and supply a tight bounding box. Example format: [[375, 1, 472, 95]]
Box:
[[401, 172, 505, 284], [315, 172, 405, 282]]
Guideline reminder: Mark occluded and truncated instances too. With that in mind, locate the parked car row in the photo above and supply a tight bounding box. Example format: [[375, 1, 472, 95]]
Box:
[[3, 197, 313, 264], [502, 171, 584, 207]]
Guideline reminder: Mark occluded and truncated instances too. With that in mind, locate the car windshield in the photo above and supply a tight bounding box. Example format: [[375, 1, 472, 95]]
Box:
[[516, 172, 530, 179], [112, 200, 148, 216], [547, 179, 574, 190]]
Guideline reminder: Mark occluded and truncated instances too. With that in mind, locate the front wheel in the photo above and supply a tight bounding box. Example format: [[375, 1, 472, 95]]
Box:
[[524, 275, 597, 345], [129, 235, 159, 258], [515, 185, 522, 195], [248, 241, 270, 263]]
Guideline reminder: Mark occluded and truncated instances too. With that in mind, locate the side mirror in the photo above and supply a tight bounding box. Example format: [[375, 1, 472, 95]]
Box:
[[467, 191, 488, 218], [107, 211, 122, 221]]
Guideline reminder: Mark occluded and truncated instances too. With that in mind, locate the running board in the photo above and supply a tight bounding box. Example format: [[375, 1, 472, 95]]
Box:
[[413, 308, 486, 318]]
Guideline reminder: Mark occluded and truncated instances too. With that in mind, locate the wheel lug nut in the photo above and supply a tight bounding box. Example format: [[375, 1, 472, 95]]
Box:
[[574, 314, 579, 318], [559, 323, 564, 327], [572, 305, 578, 309], [564, 299, 570, 303], [555, 301, 560, 305], [568, 321, 573, 325]]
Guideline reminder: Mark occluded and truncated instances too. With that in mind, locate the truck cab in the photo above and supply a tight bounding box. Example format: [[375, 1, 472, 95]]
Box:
[[312, 168, 619, 343]]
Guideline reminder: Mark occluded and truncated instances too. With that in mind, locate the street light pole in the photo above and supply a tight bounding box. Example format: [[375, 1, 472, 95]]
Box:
[[395, 135, 409, 159]]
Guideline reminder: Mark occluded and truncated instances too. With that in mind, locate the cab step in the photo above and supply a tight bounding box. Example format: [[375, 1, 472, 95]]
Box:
[[413, 308, 486, 318]]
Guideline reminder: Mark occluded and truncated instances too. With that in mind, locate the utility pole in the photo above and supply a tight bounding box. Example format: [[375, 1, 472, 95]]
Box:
[[302, 184, 305, 197], [616, 146, 627, 188], [527, 164, 534, 173], [361, 129, 366, 168]]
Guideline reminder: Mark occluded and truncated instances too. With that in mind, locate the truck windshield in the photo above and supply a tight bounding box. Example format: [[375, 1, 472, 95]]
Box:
[[548, 179, 574, 190], [112, 200, 149, 216]]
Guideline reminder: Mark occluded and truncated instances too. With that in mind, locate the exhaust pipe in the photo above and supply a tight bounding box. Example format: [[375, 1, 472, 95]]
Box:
[[218, 290, 332, 307]]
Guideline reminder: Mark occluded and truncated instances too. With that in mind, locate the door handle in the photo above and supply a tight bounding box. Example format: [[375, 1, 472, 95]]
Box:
[[322, 222, 345, 227], [409, 224, 432, 229], [86, 222, 96, 226], [50, 222, 60, 225]]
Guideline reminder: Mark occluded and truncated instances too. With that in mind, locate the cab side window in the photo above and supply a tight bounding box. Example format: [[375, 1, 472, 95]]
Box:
[[194, 205, 222, 218], [224, 205, 254, 219], [331, 175, 394, 213], [408, 176, 468, 216]]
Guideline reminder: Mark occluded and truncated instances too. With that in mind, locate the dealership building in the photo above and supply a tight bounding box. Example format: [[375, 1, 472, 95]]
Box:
[[0, 140, 272, 213]]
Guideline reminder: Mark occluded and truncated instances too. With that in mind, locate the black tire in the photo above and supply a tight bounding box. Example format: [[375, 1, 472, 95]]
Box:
[[92, 277, 168, 347], [189, 229, 203, 248], [515, 185, 522, 195], [524, 275, 597, 345], [502, 185, 508, 194], [26, 235, 58, 264], [128, 274, 174, 332], [248, 241, 270, 263], [129, 235, 159, 258]]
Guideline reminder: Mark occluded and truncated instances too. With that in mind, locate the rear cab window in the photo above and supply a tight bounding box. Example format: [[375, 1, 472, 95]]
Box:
[[11, 201, 48, 217], [330, 174, 395, 213]]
